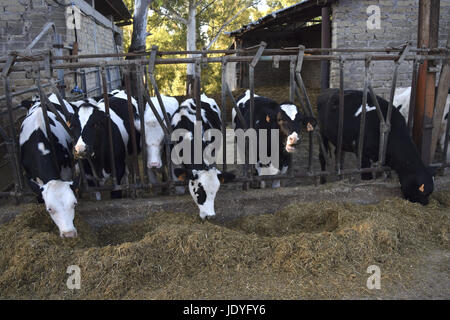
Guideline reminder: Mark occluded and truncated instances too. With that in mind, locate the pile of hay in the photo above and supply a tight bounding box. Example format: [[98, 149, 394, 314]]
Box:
[[0, 192, 448, 299]]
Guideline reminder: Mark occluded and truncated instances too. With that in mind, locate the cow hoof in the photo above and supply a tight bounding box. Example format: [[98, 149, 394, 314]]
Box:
[[272, 180, 281, 188]]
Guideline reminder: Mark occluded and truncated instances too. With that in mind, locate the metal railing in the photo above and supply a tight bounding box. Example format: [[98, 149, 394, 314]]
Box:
[[0, 39, 449, 201]]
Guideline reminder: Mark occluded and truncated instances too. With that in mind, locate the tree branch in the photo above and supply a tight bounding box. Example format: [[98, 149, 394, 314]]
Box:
[[154, 5, 188, 25], [204, 1, 258, 50]]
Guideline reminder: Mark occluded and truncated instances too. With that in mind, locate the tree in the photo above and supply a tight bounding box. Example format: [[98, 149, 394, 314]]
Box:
[[151, 0, 261, 96]]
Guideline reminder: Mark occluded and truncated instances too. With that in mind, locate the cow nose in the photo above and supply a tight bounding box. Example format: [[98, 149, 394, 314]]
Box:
[[61, 230, 77, 238], [74, 144, 85, 154], [148, 161, 162, 169], [288, 133, 299, 145]]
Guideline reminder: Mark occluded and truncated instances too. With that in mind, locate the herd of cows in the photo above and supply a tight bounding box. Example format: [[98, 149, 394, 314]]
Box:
[[17, 86, 450, 237]]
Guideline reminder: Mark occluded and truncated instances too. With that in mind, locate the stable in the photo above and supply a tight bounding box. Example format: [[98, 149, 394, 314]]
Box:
[[227, 0, 450, 98]]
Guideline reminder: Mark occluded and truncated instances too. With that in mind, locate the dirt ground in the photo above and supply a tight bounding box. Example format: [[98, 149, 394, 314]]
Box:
[[0, 175, 449, 300]]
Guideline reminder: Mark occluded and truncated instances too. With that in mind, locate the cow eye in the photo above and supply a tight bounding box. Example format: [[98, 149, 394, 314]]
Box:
[[47, 207, 53, 213]]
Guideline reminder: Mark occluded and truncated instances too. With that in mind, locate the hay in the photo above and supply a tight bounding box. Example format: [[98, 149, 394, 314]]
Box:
[[0, 192, 449, 299]]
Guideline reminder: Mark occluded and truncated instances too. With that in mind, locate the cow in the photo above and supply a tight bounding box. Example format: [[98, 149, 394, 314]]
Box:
[[19, 93, 78, 237], [317, 88, 435, 205], [70, 90, 141, 199], [171, 93, 235, 219], [144, 95, 179, 184], [394, 86, 450, 163], [233, 90, 316, 188]]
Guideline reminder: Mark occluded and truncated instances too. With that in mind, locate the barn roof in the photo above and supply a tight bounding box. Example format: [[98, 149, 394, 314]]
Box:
[[94, 0, 132, 22], [227, 0, 336, 38]]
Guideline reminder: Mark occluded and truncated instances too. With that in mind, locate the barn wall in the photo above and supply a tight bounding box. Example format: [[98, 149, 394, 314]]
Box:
[[330, 0, 450, 99], [0, 0, 124, 104], [236, 24, 322, 93]]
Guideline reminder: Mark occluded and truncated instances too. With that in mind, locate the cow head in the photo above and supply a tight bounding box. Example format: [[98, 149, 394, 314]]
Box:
[[32, 179, 78, 237], [70, 99, 107, 159], [144, 109, 165, 169], [276, 103, 317, 153], [174, 167, 235, 219], [399, 167, 435, 205]]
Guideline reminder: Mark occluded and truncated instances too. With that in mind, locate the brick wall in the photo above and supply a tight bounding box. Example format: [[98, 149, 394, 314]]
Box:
[[0, 0, 124, 103], [330, 0, 450, 98]]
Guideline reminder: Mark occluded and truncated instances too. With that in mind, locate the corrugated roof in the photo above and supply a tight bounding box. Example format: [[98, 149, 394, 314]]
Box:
[[227, 0, 335, 37], [95, 0, 132, 22]]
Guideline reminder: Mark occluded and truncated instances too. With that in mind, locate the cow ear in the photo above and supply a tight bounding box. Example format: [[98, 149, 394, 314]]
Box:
[[174, 168, 196, 181], [217, 171, 235, 184], [70, 179, 80, 195], [396, 104, 403, 110], [20, 100, 35, 110], [302, 116, 317, 131], [30, 178, 44, 194]]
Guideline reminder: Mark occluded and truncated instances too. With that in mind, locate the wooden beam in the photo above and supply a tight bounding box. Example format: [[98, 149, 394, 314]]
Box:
[[431, 32, 450, 159], [413, 0, 440, 164], [321, 6, 331, 91]]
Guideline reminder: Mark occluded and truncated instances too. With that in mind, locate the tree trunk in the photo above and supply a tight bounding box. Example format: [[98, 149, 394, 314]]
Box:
[[127, 0, 151, 97], [186, 0, 197, 97]]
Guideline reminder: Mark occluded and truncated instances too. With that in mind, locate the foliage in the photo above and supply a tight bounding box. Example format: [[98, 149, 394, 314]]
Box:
[[122, 0, 303, 96]]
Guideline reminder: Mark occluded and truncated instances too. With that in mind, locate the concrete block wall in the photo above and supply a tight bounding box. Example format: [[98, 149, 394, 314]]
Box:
[[330, 0, 450, 99], [0, 0, 124, 103]]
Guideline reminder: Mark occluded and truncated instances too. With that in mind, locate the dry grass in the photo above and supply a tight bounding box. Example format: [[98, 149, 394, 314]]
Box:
[[0, 191, 449, 299]]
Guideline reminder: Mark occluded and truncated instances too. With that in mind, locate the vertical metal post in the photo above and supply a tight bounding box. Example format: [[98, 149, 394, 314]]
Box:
[[358, 56, 370, 169], [124, 68, 140, 197], [135, 63, 150, 186], [408, 59, 420, 135], [336, 57, 345, 173], [221, 57, 228, 172], [100, 65, 118, 188], [321, 5, 331, 91]]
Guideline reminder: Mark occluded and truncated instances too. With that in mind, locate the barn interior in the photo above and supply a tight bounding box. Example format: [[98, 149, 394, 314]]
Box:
[[229, 0, 332, 91]]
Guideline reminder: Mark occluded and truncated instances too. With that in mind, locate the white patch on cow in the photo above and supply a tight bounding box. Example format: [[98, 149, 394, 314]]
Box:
[[189, 168, 220, 219], [144, 95, 179, 169], [393, 87, 412, 121], [110, 89, 138, 110], [201, 93, 221, 116], [78, 106, 94, 129], [256, 163, 280, 176], [233, 90, 260, 127], [280, 104, 298, 121], [19, 107, 71, 151], [41, 180, 77, 237], [48, 93, 75, 114], [37, 142, 50, 155], [70, 98, 98, 109], [96, 101, 129, 149], [354, 104, 377, 117]]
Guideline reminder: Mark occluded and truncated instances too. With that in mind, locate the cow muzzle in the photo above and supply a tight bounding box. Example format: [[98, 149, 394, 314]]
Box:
[[147, 161, 162, 169], [73, 144, 90, 160], [286, 132, 300, 152], [60, 229, 78, 238]]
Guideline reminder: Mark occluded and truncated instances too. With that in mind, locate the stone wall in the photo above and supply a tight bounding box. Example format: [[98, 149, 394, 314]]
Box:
[[330, 0, 450, 98], [0, 0, 124, 103]]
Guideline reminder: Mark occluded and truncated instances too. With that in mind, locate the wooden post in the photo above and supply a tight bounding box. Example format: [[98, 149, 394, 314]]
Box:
[[431, 33, 450, 160], [413, 0, 440, 164], [321, 5, 331, 91]]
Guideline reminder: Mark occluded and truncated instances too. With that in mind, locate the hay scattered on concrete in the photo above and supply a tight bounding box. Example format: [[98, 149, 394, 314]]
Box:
[[0, 192, 448, 299]]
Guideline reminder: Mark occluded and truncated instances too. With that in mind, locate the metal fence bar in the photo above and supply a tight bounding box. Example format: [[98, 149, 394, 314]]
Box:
[[336, 57, 345, 173], [100, 65, 118, 188]]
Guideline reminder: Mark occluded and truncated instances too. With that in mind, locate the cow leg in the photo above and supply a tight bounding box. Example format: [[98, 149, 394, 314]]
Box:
[[361, 155, 373, 180], [319, 137, 329, 184], [272, 165, 287, 188], [111, 162, 125, 199], [172, 169, 186, 195]]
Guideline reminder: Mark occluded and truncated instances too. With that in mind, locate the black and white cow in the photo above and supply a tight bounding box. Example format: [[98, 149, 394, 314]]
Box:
[[171, 93, 235, 219], [19, 94, 78, 237], [70, 90, 141, 199], [394, 86, 450, 164], [233, 90, 316, 188], [318, 88, 435, 205], [144, 95, 179, 184]]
